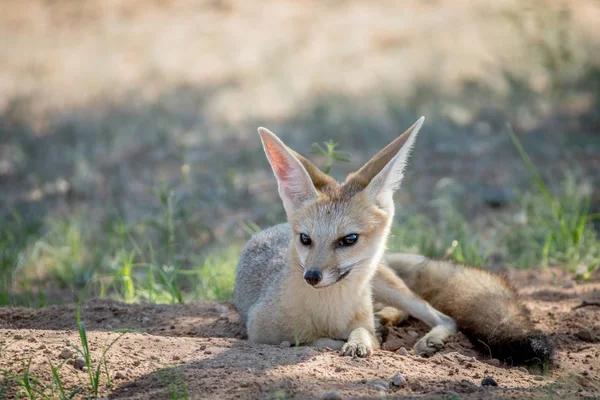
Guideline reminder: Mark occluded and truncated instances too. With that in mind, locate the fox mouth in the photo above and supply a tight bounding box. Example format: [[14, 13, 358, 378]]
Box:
[[299, 261, 362, 289], [312, 268, 352, 289], [335, 269, 351, 283]]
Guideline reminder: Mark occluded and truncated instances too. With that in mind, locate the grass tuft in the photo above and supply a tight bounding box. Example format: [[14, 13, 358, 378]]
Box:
[[506, 126, 599, 274], [390, 128, 600, 273], [158, 367, 189, 400]]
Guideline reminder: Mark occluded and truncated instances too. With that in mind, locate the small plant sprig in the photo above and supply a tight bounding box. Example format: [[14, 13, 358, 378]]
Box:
[[48, 358, 81, 399], [310, 140, 352, 175], [75, 304, 126, 398], [158, 367, 189, 400]]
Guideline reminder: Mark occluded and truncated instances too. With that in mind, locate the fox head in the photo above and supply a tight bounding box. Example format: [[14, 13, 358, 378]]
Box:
[[258, 117, 423, 289]]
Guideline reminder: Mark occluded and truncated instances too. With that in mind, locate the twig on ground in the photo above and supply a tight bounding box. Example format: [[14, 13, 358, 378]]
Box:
[[572, 300, 600, 310], [477, 339, 493, 359]]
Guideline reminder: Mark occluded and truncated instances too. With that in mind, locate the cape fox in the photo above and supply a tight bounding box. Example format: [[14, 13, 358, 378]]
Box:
[[234, 117, 553, 365]]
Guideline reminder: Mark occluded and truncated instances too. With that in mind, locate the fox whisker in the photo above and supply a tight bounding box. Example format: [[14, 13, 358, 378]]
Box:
[[339, 259, 371, 275]]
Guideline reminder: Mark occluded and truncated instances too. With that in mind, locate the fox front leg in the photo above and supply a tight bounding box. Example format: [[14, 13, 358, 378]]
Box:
[[340, 327, 380, 357], [374, 264, 457, 357]]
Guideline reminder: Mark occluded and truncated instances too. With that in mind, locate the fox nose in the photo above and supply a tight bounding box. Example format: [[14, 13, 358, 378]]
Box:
[[303, 270, 323, 286]]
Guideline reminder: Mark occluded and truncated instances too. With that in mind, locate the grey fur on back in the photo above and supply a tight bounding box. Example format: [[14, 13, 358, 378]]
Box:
[[234, 223, 291, 324]]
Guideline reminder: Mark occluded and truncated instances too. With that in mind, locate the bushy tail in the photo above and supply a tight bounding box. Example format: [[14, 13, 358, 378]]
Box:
[[385, 253, 554, 366]]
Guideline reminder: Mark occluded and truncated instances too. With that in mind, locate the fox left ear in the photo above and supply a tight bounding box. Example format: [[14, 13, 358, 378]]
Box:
[[346, 117, 424, 207], [258, 127, 328, 217]]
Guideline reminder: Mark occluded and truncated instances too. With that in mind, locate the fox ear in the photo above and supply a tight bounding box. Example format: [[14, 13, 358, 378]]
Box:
[[346, 117, 424, 207], [258, 127, 321, 215], [289, 149, 335, 190]]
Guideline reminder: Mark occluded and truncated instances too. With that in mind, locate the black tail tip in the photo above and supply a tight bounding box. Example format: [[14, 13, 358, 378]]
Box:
[[493, 331, 555, 367]]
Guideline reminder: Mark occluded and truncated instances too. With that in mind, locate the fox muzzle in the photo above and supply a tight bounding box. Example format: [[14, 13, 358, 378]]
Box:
[[303, 270, 323, 286]]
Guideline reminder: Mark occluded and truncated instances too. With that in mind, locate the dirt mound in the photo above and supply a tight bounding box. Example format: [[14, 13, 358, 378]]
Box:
[[1, 271, 599, 399]]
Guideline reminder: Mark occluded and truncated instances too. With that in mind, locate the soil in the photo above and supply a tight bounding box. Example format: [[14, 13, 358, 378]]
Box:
[[1, 269, 600, 399]]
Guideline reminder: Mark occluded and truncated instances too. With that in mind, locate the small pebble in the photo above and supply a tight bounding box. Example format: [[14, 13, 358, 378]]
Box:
[[577, 329, 594, 342], [59, 348, 74, 359], [397, 347, 409, 356], [279, 341, 291, 348], [214, 304, 228, 314], [303, 347, 319, 358], [321, 391, 342, 400], [114, 371, 127, 379], [82, 366, 88, 372], [486, 358, 501, 367], [133, 360, 141, 367], [173, 355, 181, 361], [372, 380, 388, 392], [373, 383, 387, 392], [459, 380, 478, 393], [199, 345, 207, 351], [391, 373, 406, 386], [534, 376, 544, 381], [517, 367, 528, 374], [562, 280, 576, 289], [481, 376, 498, 386], [74, 357, 86, 370], [13, 334, 24, 340]]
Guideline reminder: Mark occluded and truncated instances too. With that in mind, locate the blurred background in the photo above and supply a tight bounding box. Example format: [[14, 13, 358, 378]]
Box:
[[1, 0, 599, 306]]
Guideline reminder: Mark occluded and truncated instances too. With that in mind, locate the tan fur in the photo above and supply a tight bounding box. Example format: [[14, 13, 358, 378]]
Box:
[[385, 254, 532, 337], [290, 150, 336, 189], [235, 118, 461, 358], [385, 254, 553, 364], [375, 306, 408, 327], [235, 118, 552, 364]]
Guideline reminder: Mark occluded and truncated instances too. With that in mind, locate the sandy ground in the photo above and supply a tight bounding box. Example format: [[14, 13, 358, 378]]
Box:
[[1, 269, 599, 399], [2, 0, 600, 248]]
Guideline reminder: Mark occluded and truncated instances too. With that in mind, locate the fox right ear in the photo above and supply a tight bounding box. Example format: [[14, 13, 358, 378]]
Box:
[[258, 127, 320, 216], [346, 117, 424, 208]]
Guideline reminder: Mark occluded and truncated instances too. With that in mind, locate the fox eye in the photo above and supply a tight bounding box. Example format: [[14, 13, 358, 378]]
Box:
[[299, 233, 312, 246], [337, 234, 359, 248]]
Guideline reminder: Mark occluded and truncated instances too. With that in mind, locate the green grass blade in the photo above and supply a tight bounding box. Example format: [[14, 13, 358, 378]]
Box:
[[506, 124, 556, 214]]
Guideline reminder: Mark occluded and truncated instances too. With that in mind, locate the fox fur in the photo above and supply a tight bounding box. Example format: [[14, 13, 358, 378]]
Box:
[[234, 117, 553, 364], [386, 253, 554, 365]]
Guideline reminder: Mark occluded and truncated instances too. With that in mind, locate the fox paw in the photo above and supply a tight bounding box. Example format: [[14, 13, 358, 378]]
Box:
[[414, 324, 455, 357], [340, 340, 372, 358], [414, 334, 445, 357]]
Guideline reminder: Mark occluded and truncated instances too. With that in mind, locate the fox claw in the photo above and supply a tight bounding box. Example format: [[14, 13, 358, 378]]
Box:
[[340, 341, 371, 358], [414, 335, 444, 357], [413, 323, 455, 357]]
